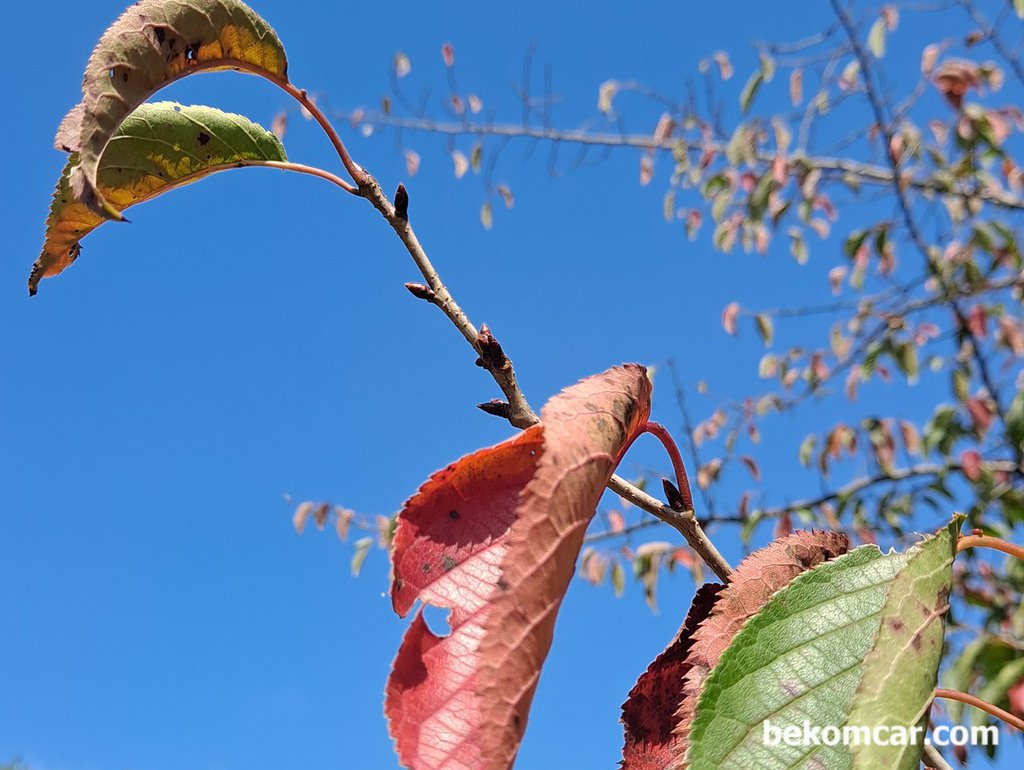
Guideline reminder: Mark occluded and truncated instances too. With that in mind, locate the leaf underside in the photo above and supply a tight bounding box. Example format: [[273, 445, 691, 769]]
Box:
[[31, 102, 286, 295], [673, 530, 850, 765], [686, 544, 909, 770], [386, 364, 653, 770], [56, 0, 288, 219], [847, 517, 960, 770]]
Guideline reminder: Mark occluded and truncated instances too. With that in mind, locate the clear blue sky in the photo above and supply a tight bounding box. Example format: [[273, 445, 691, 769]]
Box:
[[2, 1, 1019, 768]]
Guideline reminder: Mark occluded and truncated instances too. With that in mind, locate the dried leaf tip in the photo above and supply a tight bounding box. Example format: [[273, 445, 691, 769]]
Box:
[[404, 282, 436, 302], [394, 183, 410, 220]]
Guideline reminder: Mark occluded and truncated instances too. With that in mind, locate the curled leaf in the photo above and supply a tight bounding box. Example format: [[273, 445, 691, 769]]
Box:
[[56, 0, 288, 219], [31, 102, 286, 295]]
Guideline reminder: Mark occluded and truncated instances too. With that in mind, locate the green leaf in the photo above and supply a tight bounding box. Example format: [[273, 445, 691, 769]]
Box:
[[1007, 387, 1024, 451], [30, 103, 287, 295], [686, 544, 910, 769], [351, 536, 373, 577], [755, 314, 774, 347], [739, 71, 764, 115], [847, 517, 961, 770], [55, 0, 288, 220], [942, 637, 988, 723], [1016, 0, 1024, 19], [867, 18, 887, 58], [972, 656, 1024, 727], [799, 434, 817, 467]]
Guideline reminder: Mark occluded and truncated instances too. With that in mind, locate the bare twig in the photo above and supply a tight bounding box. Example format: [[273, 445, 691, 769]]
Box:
[[329, 111, 1024, 213], [830, 0, 1020, 466], [294, 83, 734, 580]]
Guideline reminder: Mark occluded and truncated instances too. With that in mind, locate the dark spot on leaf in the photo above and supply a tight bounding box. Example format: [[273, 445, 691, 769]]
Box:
[[911, 633, 923, 652], [197, 132, 211, 146], [497, 578, 509, 592], [122, 72, 129, 83], [513, 714, 521, 728], [154, 27, 166, 44], [442, 555, 457, 572], [394, 577, 404, 591], [889, 618, 905, 632], [421, 563, 432, 573], [448, 510, 460, 521]]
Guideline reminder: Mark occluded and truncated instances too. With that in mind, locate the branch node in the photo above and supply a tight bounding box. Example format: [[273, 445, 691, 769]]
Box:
[[476, 324, 510, 371]]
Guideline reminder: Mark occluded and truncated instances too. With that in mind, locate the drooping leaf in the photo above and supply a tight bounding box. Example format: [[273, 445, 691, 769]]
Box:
[[739, 71, 764, 115], [477, 364, 652, 769], [386, 365, 652, 770], [621, 584, 724, 770], [387, 426, 544, 770], [847, 517, 960, 770], [685, 543, 910, 769], [674, 531, 849, 760], [56, 0, 288, 220], [30, 102, 286, 295]]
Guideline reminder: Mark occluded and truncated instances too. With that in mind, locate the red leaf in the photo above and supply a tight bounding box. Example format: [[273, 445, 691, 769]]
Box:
[[675, 531, 849, 754], [967, 304, 988, 338], [621, 584, 724, 769], [967, 397, 994, 436], [722, 302, 740, 335], [387, 365, 653, 770], [441, 43, 455, 67], [961, 449, 983, 482], [387, 426, 543, 770], [933, 59, 982, 109], [478, 365, 652, 767], [1008, 676, 1024, 719]]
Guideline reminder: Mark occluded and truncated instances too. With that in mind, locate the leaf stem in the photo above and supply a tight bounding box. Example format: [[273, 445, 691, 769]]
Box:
[[642, 421, 694, 512], [956, 535, 1024, 561], [934, 688, 1024, 732]]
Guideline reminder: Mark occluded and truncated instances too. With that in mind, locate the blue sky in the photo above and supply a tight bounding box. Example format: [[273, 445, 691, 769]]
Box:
[[2, 1, 1020, 768]]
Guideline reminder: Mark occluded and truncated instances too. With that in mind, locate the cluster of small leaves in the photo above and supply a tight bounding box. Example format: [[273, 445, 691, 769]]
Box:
[[289, 497, 397, 577]]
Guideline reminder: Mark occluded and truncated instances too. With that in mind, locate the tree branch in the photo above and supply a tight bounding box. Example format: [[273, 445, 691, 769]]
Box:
[[344, 153, 734, 579], [330, 110, 1024, 213], [830, 0, 1020, 466]]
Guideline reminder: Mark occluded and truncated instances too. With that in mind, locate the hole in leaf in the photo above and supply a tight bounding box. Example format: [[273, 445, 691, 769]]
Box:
[[420, 605, 450, 636]]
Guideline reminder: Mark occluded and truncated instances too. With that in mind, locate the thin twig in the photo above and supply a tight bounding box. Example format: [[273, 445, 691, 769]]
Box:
[[329, 111, 1024, 212], [297, 81, 734, 580], [831, 0, 1019, 465], [922, 744, 954, 770]]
